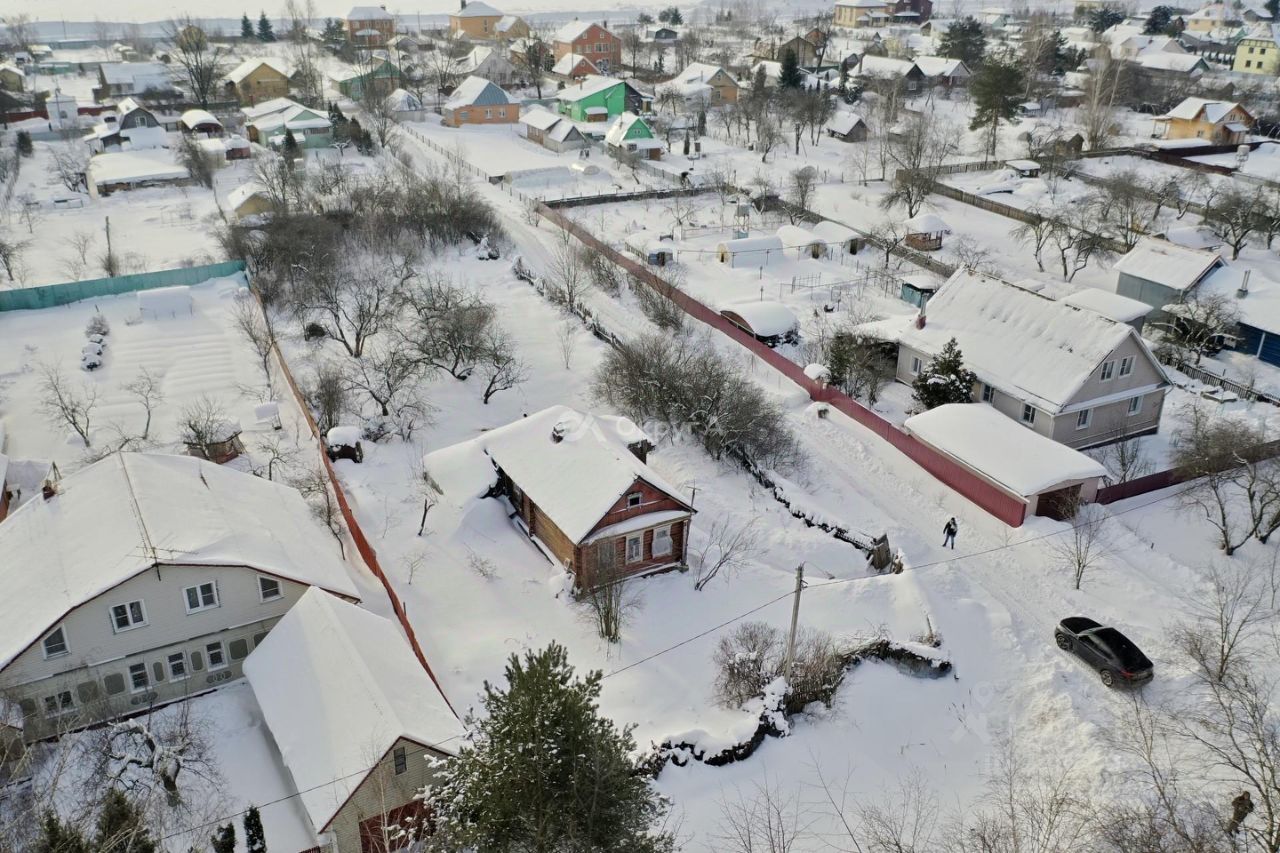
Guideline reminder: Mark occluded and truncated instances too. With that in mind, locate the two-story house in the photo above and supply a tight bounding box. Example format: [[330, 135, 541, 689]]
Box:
[[94, 62, 171, 100], [346, 5, 396, 48], [883, 270, 1170, 448], [85, 97, 166, 152], [553, 20, 621, 74], [665, 62, 740, 105], [423, 406, 695, 589], [224, 58, 292, 105], [555, 75, 651, 122], [0, 453, 359, 741], [245, 589, 461, 853], [449, 0, 503, 39], [1154, 97, 1254, 144], [1233, 24, 1280, 74]]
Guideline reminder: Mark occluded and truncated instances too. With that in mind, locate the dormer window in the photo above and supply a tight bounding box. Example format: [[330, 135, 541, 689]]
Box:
[[626, 492, 642, 508]]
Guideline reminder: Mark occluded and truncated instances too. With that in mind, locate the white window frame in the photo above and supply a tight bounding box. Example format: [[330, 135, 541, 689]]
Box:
[[167, 652, 189, 681], [1076, 409, 1091, 430], [484, 108, 492, 119], [1127, 395, 1143, 416], [128, 662, 150, 693], [43, 690, 75, 718], [42, 626, 69, 659], [626, 492, 643, 508], [981, 383, 994, 403], [111, 600, 148, 633], [1021, 404, 1037, 425], [625, 533, 643, 563], [910, 356, 922, 375], [183, 581, 220, 614], [1119, 356, 1134, 377], [652, 525, 673, 557], [1099, 360, 1115, 381], [206, 641, 227, 670], [258, 575, 283, 602]]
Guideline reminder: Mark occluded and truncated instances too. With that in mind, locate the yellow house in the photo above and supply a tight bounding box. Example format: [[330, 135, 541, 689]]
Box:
[[224, 58, 291, 105], [449, 0, 505, 39], [1233, 24, 1280, 75], [834, 0, 893, 27], [1155, 97, 1254, 144]]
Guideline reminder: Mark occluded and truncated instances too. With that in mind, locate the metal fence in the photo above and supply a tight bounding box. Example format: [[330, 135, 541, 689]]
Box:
[[0, 260, 247, 312]]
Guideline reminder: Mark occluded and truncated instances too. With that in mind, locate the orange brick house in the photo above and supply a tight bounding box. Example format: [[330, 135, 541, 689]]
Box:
[[440, 75, 520, 126], [346, 5, 395, 48], [422, 406, 695, 588], [552, 20, 621, 74]]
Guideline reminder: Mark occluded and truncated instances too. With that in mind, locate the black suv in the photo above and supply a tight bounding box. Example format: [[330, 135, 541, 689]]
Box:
[[1054, 617, 1154, 688]]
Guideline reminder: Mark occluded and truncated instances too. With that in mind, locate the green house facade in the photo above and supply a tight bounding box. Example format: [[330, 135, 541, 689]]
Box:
[[556, 76, 651, 123]]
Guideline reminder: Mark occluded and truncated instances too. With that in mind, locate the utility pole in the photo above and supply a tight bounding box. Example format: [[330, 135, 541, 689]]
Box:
[[783, 563, 805, 681]]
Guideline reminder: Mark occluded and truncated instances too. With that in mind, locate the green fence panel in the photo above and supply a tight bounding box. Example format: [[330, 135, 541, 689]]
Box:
[[0, 261, 247, 312]]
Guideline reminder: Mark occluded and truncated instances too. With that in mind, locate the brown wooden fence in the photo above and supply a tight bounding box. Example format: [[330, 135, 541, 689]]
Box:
[[538, 204, 1030, 527]]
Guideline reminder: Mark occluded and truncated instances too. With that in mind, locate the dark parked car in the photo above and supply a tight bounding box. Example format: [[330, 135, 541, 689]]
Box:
[[1054, 617, 1153, 687]]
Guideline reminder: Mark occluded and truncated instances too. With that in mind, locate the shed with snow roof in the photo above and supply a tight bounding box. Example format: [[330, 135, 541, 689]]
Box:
[[826, 112, 868, 142], [1113, 237, 1225, 314], [776, 224, 825, 259], [716, 234, 785, 268], [903, 212, 951, 251], [1060, 288, 1152, 332], [720, 301, 799, 346], [811, 220, 859, 255], [905, 404, 1107, 519]]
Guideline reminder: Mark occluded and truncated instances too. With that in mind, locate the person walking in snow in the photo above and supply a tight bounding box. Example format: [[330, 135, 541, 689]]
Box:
[[1228, 790, 1254, 836], [942, 517, 958, 549]]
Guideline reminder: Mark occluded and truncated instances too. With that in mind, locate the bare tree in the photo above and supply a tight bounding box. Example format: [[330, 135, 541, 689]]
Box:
[[1172, 405, 1269, 555], [291, 467, 347, 556], [1047, 199, 1111, 281], [179, 395, 236, 458], [545, 229, 593, 313], [1051, 498, 1109, 589], [38, 363, 97, 446], [48, 142, 89, 193], [233, 297, 276, 395], [694, 515, 763, 590], [785, 166, 818, 220], [1153, 292, 1240, 366], [1090, 421, 1152, 484], [103, 707, 214, 807], [122, 368, 165, 441], [344, 339, 429, 435], [306, 360, 350, 434], [580, 556, 639, 643], [254, 432, 299, 481], [513, 35, 552, 98], [285, 0, 323, 105], [294, 242, 413, 358], [176, 134, 217, 189], [1205, 184, 1265, 260], [1011, 207, 1054, 272], [556, 320, 578, 370], [716, 777, 810, 853], [880, 110, 961, 218], [0, 230, 29, 283], [477, 327, 529, 405], [1077, 55, 1127, 151], [402, 274, 494, 379], [59, 230, 95, 280], [164, 17, 229, 108]]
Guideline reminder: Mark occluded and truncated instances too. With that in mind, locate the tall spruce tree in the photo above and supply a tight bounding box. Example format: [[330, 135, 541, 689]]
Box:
[[938, 16, 986, 65], [210, 823, 236, 853], [968, 56, 1022, 157], [244, 805, 267, 853], [431, 643, 675, 853], [241, 13, 254, 39], [779, 47, 803, 88], [913, 337, 976, 409], [257, 11, 276, 42], [35, 813, 89, 853], [94, 790, 156, 853]]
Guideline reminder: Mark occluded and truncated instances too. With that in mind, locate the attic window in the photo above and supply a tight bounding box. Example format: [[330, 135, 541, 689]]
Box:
[[626, 492, 642, 508]]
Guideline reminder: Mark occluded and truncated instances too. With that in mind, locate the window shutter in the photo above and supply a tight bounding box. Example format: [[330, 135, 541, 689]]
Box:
[[76, 681, 100, 703], [229, 639, 249, 660], [104, 674, 126, 695], [153, 662, 165, 682], [190, 651, 204, 671]]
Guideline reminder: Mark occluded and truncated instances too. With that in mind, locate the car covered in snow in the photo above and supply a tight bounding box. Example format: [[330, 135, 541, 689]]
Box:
[[1054, 617, 1153, 687]]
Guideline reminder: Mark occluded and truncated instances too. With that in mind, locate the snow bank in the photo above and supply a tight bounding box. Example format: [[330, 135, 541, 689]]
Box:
[[137, 285, 193, 319]]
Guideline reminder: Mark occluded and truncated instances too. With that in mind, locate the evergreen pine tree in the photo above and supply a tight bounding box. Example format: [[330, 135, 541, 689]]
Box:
[[35, 812, 89, 853], [697, 108, 706, 135], [433, 643, 675, 853], [210, 823, 236, 853], [912, 337, 977, 410], [752, 63, 767, 93], [938, 16, 986, 65], [283, 127, 300, 159], [241, 13, 254, 39], [968, 56, 1022, 157], [257, 11, 276, 42], [94, 789, 156, 853], [1087, 7, 1125, 32], [244, 805, 267, 853], [778, 48, 803, 88], [16, 130, 34, 157]]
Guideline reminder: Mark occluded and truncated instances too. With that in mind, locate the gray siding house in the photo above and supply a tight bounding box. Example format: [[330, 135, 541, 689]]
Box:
[[1113, 237, 1224, 315], [887, 270, 1170, 449], [0, 453, 359, 741]]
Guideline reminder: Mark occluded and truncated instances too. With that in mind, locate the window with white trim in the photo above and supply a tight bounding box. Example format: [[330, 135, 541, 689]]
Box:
[[43, 626, 69, 659], [128, 663, 150, 693], [484, 108, 492, 119], [1076, 409, 1091, 430], [1099, 360, 1115, 381], [167, 653, 188, 681], [626, 492, 642, 508], [111, 600, 147, 632], [258, 576, 283, 602], [625, 534, 643, 563], [184, 582, 219, 613], [43, 690, 74, 718], [206, 642, 227, 670], [981, 384, 994, 403], [1128, 395, 1143, 416], [910, 356, 922, 375], [1119, 356, 1134, 377], [394, 746, 408, 774], [1021, 404, 1036, 425], [653, 525, 673, 557]]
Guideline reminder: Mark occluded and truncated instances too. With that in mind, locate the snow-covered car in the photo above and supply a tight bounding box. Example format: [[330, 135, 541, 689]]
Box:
[[81, 353, 104, 371], [1054, 617, 1153, 688], [325, 426, 364, 463]]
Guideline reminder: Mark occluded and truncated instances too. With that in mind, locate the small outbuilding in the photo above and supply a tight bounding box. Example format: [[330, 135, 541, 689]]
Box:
[[903, 212, 951, 252], [900, 274, 940, 309], [624, 231, 677, 266], [1004, 158, 1040, 178], [720, 301, 800, 347], [604, 112, 663, 161], [825, 112, 868, 142], [179, 109, 224, 137], [904, 403, 1107, 521], [811, 220, 859, 255], [716, 234, 784, 268], [776, 224, 825, 259]]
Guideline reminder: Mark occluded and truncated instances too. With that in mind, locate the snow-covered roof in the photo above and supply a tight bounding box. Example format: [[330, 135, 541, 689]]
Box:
[[912, 55, 968, 77], [718, 234, 785, 253], [1162, 96, 1245, 124], [1196, 265, 1280, 334], [443, 75, 517, 109], [89, 149, 187, 186], [720, 300, 799, 337], [1059, 288, 1152, 324], [0, 453, 359, 672], [905, 404, 1107, 496], [250, 104, 332, 135], [496, 15, 523, 31], [453, 0, 502, 16], [520, 107, 562, 130], [225, 58, 290, 85], [811, 220, 857, 243], [1113, 237, 1223, 292], [669, 62, 734, 95], [547, 120, 583, 142], [552, 52, 597, 76], [227, 180, 269, 211], [556, 74, 624, 102], [826, 112, 865, 136], [1135, 52, 1207, 72], [604, 111, 650, 145], [554, 19, 600, 43], [1162, 225, 1222, 250], [384, 87, 422, 111], [241, 96, 304, 120], [348, 4, 394, 20], [904, 212, 950, 233], [422, 406, 690, 544], [100, 61, 168, 85], [776, 224, 821, 248], [179, 108, 221, 130], [245, 589, 461, 833], [901, 269, 1149, 413], [856, 55, 916, 77]]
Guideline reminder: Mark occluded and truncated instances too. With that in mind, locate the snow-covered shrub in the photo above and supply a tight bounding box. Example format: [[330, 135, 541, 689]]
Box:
[[713, 622, 851, 713], [85, 312, 111, 338]]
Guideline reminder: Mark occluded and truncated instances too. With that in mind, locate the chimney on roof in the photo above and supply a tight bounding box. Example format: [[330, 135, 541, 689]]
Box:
[[915, 311, 926, 329], [1238, 269, 1251, 298], [551, 423, 566, 443], [42, 482, 57, 500]]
